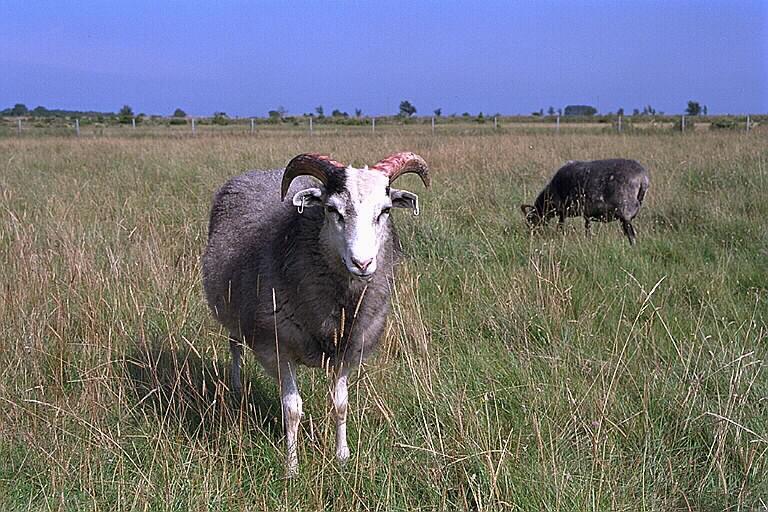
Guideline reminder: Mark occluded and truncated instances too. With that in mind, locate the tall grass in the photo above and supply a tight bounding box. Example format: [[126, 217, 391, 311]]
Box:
[[0, 130, 766, 510]]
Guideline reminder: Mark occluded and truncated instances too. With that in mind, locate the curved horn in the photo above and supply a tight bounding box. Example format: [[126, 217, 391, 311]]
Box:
[[280, 153, 346, 200], [371, 152, 430, 188]]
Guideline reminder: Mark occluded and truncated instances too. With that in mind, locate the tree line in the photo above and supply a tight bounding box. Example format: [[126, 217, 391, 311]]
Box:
[[0, 99, 719, 121]]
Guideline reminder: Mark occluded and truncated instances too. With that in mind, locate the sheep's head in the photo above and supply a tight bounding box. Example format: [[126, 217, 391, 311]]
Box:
[[520, 204, 543, 227], [281, 152, 430, 278]]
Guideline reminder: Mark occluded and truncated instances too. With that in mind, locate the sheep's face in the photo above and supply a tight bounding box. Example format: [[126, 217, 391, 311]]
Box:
[[293, 167, 419, 279], [521, 204, 544, 227]]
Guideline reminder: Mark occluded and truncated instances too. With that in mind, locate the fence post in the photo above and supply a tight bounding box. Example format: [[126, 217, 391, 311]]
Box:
[[494, 116, 498, 129], [132, 117, 136, 129], [250, 118, 255, 134], [75, 118, 80, 137], [431, 116, 435, 135], [556, 115, 560, 134], [618, 115, 622, 133], [17, 118, 22, 136], [309, 117, 313, 135], [746, 114, 751, 133], [191, 118, 196, 135], [372, 117, 376, 133], [681, 115, 685, 132]]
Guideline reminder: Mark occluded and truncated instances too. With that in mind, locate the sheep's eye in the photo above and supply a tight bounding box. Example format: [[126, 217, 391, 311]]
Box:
[[378, 207, 391, 221], [326, 206, 343, 222]]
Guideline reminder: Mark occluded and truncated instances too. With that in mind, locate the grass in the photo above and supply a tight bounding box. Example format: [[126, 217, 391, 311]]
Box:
[[0, 127, 766, 511]]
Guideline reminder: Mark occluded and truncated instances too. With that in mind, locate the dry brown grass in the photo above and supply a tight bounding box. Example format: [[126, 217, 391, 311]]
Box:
[[0, 128, 766, 510]]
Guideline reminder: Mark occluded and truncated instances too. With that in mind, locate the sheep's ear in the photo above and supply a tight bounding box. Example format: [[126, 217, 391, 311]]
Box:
[[292, 188, 324, 208], [390, 188, 419, 211]]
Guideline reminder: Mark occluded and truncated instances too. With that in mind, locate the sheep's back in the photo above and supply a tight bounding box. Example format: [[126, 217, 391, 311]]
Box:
[[554, 159, 648, 202]]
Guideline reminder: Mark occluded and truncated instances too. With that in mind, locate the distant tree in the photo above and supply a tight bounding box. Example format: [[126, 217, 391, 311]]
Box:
[[632, 108, 640, 116], [564, 105, 597, 116], [686, 101, 702, 116], [9, 103, 29, 116], [557, 108, 562, 116], [461, 112, 470, 117], [213, 112, 229, 125], [433, 108, 442, 117], [173, 108, 187, 118], [331, 109, 349, 118], [642, 105, 656, 116], [702, 105, 708, 115], [617, 108, 624, 116], [315, 105, 325, 118], [399, 100, 417, 117], [477, 112, 485, 123], [268, 106, 287, 121], [547, 106, 555, 116], [531, 111, 541, 117], [118, 105, 134, 123], [31, 106, 49, 116], [354, 108, 362, 118]]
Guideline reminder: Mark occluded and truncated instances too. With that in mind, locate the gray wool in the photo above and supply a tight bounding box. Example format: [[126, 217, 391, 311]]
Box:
[[530, 158, 650, 244], [202, 169, 398, 375]]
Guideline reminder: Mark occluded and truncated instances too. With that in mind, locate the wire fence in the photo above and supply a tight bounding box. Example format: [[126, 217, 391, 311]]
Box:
[[1, 115, 761, 139]]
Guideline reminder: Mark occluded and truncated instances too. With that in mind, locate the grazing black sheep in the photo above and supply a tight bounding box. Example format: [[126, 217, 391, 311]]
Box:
[[202, 152, 429, 475], [521, 159, 650, 245]]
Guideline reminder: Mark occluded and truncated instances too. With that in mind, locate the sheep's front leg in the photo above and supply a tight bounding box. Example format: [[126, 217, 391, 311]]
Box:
[[280, 360, 302, 476], [584, 218, 592, 236], [557, 211, 566, 228], [331, 365, 351, 463]]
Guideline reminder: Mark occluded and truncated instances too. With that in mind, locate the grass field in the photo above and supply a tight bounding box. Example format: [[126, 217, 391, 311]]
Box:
[[0, 127, 766, 511]]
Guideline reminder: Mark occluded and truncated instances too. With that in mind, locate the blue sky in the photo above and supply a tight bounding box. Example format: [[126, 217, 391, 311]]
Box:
[[1, 1, 766, 116]]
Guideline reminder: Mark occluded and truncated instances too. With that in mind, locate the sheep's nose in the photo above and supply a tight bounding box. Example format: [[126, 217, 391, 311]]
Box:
[[351, 257, 373, 272]]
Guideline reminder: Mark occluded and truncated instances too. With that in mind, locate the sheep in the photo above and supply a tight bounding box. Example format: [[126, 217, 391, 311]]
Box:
[[202, 152, 430, 475], [520, 158, 650, 245]]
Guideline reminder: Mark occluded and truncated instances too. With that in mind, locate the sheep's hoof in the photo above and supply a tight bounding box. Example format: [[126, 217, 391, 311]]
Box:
[[336, 446, 351, 464]]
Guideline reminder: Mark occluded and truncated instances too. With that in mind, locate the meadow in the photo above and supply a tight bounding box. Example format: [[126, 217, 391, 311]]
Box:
[[0, 125, 766, 511]]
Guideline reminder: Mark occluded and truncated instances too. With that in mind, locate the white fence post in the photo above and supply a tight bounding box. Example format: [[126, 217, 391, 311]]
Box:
[[309, 116, 313, 135], [75, 118, 80, 137], [17, 118, 22, 135], [746, 114, 751, 133], [250, 118, 255, 134], [681, 115, 685, 132], [494, 116, 498, 129], [556, 115, 560, 134], [618, 115, 622, 132], [191, 118, 196, 135], [372, 117, 376, 133], [431, 116, 435, 135], [132, 117, 136, 129]]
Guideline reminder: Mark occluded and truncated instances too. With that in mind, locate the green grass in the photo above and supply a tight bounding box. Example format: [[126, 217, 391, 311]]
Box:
[[0, 129, 766, 511]]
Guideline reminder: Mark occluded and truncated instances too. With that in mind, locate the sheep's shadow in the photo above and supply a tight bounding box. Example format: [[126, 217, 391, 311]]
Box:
[[125, 335, 282, 440]]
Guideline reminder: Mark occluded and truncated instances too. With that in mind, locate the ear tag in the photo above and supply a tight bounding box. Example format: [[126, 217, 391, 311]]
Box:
[[297, 196, 306, 214], [413, 195, 420, 216]]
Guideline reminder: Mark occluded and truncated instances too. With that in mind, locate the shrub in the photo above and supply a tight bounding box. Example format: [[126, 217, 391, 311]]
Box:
[[709, 117, 738, 130]]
